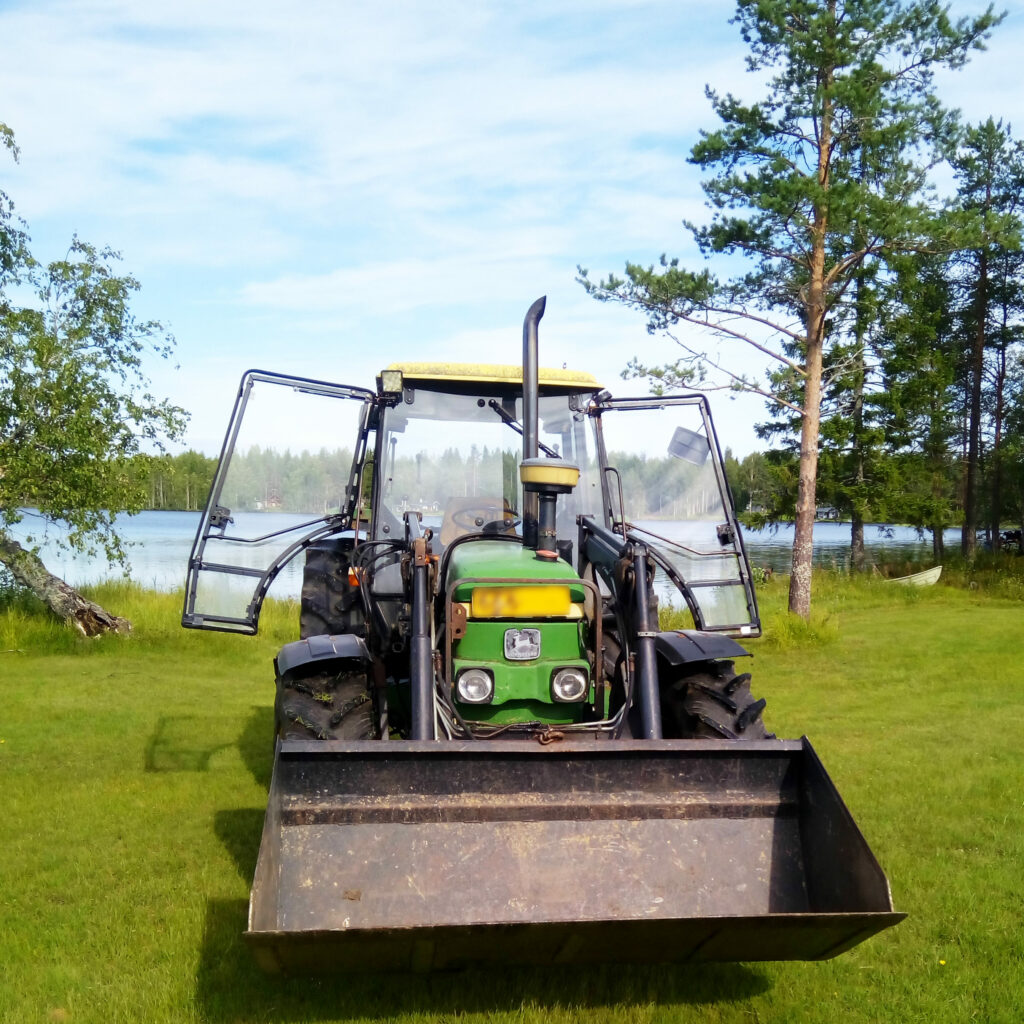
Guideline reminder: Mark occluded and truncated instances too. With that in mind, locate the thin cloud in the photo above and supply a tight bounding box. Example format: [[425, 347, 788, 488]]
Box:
[[2, 0, 1023, 460]]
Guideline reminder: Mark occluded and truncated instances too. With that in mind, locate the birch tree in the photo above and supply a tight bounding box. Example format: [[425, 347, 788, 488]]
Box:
[[1, 124, 187, 634]]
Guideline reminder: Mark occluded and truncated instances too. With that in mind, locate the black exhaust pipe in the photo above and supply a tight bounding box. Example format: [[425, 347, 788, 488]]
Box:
[[522, 296, 546, 549]]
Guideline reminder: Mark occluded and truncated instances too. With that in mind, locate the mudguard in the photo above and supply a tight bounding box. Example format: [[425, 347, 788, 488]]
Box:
[[275, 633, 371, 682], [655, 629, 751, 666]]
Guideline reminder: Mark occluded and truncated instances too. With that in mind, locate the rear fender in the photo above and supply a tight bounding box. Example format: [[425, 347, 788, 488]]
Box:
[[654, 630, 751, 667], [275, 633, 371, 682]]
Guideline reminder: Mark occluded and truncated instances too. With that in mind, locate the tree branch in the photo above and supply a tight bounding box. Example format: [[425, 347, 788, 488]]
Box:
[[660, 329, 807, 414]]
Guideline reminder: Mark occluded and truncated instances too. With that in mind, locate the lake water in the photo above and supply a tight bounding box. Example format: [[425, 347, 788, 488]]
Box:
[[8, 510, 954, 598]]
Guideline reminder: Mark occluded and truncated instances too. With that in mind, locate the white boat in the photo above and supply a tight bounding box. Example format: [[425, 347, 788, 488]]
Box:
[[885, 565, 942, 586]]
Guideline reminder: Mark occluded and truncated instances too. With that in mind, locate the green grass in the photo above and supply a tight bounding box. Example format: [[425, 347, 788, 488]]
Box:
[[2, 578, 1023, 1023]]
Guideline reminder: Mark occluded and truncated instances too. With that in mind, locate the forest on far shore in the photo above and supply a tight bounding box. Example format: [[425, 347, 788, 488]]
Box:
[[135, 439, 1024, 560]]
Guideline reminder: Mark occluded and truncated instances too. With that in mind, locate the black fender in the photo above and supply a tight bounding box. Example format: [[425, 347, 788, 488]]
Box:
[[654, 629, 751, 667], [275, 633, 371, 682]]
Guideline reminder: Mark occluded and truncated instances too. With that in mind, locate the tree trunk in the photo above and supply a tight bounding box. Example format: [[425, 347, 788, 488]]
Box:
[[0, 534, 130, 636], [988, 331, 1006, 549], [851, 514, 865, 571], [850, 357, 866, 572], [790, 330, 823, 619], [962, 251, 987, 560], [850, 155, 869, 574], [928, 398, 947, 564], [789, 50, 831, 621]]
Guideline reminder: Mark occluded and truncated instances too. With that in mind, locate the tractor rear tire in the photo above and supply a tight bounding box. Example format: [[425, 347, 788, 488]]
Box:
[[275, 669, 375, 741], [300, 542, 363, 639], [664, 660, 771, 740]]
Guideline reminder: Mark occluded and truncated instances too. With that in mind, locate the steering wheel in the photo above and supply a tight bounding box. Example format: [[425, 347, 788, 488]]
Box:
[[451, 506, 520, 533]]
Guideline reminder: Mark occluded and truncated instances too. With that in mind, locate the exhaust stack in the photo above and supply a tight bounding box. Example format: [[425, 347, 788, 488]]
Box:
[[519, 296, 579, 560], [521, 296, 546, 548]]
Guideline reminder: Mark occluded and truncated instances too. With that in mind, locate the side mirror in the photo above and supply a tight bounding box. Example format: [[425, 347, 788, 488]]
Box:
[[667, 426, 710, 465]]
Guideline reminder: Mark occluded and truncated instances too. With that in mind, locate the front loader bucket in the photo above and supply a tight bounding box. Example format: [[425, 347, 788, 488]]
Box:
[[247, 738, 903, 972]]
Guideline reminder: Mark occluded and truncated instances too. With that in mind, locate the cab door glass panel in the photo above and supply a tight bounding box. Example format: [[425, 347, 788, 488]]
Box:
[[594, 396, 758, 634], [183, 372, 373, 632]]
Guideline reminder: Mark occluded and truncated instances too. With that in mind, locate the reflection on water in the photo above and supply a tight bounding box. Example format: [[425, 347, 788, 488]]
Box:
[[632, 519, 954, 611], [8, 510, 304, 601], [8, 510, 955, 600], [741, 520, 956, 574], [189, 511, 332, 619]]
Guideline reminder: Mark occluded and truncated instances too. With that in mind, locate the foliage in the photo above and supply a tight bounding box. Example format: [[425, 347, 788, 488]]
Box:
[[0, 123, 187, 566], [871, 253, 960, 549], [137, 450, 217, 511], [580, 0, 1000, 616], [945, 118, 1024, 556], [723, 447, 797, 524]]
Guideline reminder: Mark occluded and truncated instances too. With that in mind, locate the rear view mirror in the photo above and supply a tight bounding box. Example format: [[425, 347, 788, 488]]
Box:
[[668, 426, 710, 465]]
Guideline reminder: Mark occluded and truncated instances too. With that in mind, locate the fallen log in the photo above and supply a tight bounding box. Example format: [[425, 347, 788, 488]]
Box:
[[0, 534, 130, 636]]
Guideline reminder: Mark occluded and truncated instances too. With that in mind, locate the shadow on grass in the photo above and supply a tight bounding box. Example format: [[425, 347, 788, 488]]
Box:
[[215, 808, 264, 885], [195, 898, 771, 1023], [238, 704, 275, 790], [144, 705, 273, 787], [145, 715, 236, 772]]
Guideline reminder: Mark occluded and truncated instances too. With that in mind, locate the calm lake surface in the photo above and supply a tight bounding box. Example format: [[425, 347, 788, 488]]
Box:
[[10, 510, 955, 599]]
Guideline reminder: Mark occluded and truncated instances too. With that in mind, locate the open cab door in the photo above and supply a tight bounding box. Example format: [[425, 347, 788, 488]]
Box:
[[182, 370, 374, 634], [591, 393, 760, 637]]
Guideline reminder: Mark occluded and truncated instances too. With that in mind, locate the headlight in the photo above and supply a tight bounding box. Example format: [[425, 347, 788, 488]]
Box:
[[456, 668, 494, 704], [551, 667, 589, 703]]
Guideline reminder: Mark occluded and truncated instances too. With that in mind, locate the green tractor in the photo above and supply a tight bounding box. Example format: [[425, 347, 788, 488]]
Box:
[[183, 298, 902, 972]]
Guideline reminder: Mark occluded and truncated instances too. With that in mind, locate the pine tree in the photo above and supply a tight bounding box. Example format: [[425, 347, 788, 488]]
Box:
[[581, 0, 999, 616], [947, 119, 1024, 557]]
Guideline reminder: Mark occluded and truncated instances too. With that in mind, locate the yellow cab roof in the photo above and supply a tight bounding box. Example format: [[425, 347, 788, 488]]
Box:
[[385, 362, 599, 390]]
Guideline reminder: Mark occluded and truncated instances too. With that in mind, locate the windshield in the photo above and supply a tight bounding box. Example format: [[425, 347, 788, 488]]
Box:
[[375, 387, 601, 549]]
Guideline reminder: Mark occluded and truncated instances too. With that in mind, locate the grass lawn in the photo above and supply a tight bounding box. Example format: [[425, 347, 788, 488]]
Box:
[[1, 576, 1022, 1023]]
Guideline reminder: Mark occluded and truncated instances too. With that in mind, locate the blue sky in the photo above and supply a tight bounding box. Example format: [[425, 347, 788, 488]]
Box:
[[1, 0, 1021, 455]]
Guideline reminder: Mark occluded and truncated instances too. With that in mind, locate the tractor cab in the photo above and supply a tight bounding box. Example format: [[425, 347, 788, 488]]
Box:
[[371, 362, 600, 555], [183, 363, 759, 640]]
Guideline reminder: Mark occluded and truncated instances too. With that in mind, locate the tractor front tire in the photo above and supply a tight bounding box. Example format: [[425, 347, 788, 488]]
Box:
[[664, 660, 771, 740], [275, 669, 375, 741]]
